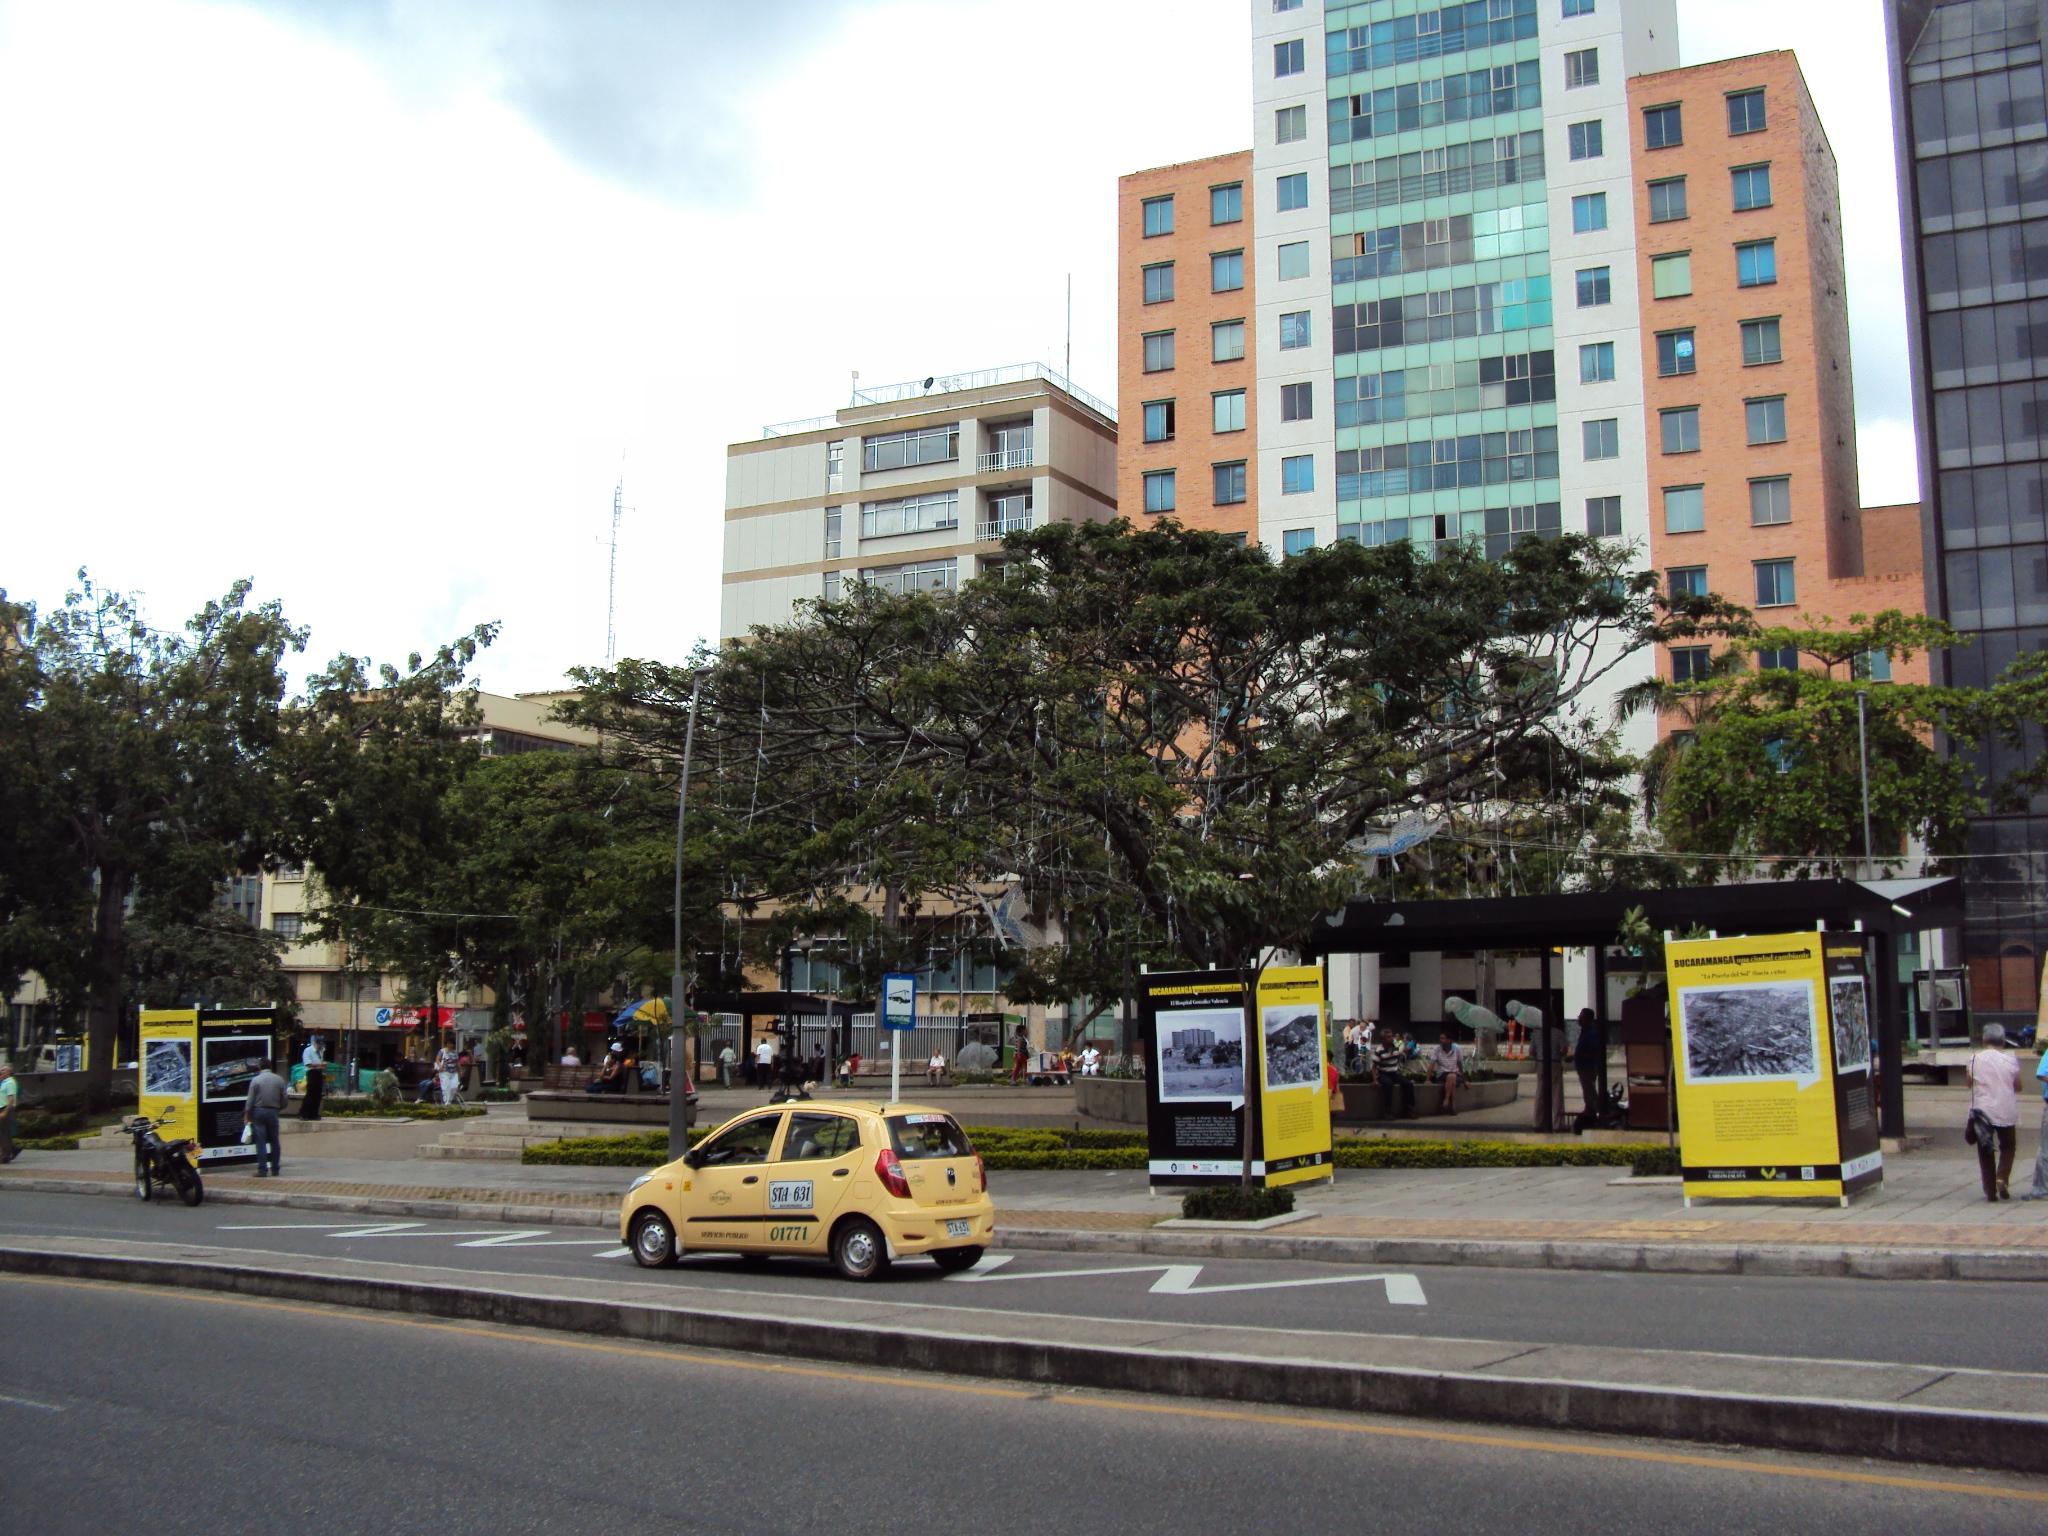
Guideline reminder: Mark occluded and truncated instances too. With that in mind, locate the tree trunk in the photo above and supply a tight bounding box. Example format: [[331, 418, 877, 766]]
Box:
[[83, 867, 134, 1112]]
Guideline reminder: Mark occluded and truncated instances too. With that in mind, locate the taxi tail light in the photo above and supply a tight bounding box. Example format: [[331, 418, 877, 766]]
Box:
[[876, 1147, 912, 1199], [974, 1151, 986, 1192]]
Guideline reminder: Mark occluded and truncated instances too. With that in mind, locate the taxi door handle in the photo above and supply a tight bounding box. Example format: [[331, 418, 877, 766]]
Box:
[[742, 1175, 759, 1185], [832, 1168, 850, 1177]]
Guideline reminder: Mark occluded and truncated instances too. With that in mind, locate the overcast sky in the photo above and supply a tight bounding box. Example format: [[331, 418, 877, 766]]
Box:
[[0, 0, 1912, 693]]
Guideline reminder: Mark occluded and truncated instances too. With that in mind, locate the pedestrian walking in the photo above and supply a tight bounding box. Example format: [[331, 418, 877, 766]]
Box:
[[299, 1034, 325, 1120], [753, 1035, 774, 1088], [242, 1058, 288, 1177], [1573, 1006, 1606, 1120], [434, 1037, 461, 1105], [1009, 1025, 1031, 1085], [1967, 1024, 2021, 1201], [2020, 1044, 2048, 1201], [717, 1042, 736, 1089], [0, 1062, 18, 1163]]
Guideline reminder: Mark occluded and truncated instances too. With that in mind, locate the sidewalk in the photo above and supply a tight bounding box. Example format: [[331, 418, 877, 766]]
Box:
[[7, 1102, 2043, 1278]]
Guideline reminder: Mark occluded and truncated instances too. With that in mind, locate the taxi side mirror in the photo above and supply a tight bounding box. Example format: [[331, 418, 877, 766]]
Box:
[[682, 1149, 703, 1169]]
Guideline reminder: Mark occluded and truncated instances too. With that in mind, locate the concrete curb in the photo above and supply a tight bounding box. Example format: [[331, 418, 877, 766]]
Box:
[[0, 1241, 2040, 1475], [5, 1174, 2047, 1281]]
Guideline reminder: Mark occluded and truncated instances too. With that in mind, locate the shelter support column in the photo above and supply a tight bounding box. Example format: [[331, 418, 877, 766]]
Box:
[[1874, 930, 1906, 1140]]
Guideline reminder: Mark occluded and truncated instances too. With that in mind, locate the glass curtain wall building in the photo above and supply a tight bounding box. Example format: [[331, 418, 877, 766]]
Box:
[[1887, 0, 2048, 1020], [1253, 0, 1677, 745]]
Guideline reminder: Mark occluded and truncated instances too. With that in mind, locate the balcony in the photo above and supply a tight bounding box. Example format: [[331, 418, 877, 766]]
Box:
[[978, 506, 1036, 542], [977, 445, 1036, 474]]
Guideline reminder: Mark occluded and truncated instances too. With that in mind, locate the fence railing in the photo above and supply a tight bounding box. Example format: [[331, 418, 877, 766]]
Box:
[[977, 510, 1037, 542], [977, 446, 1036, 474]]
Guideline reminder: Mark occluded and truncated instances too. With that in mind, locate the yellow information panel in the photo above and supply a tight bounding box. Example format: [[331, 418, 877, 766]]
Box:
[[138, 1009, 200, 1146], [1667, 933, 1847, 1203], [1255, 965, 1334, 1188]]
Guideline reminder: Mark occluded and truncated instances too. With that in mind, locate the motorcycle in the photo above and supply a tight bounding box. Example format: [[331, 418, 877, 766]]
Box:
[[126, 1114, 204, 1206]]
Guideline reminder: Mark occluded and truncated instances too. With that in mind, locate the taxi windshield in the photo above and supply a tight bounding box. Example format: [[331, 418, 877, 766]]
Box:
[[887, 1113, 972, 1160]]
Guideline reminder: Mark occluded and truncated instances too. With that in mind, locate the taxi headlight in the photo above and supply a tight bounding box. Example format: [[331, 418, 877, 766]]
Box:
[[627, 1173, 653, 1193]]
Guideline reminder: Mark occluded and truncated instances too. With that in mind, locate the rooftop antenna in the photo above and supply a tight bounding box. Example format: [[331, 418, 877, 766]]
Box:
[[850, 369, 860, 405], [605, 472, 624, 664], [1065, 272, 1072, 384]]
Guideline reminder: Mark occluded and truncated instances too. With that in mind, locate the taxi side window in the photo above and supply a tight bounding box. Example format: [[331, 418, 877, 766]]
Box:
[[781, 1113, 861, 1161], [697, 1115, 781, 1165]]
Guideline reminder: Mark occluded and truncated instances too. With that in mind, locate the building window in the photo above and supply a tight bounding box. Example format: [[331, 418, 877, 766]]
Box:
[[1279, 310, 1311, 350], [858, 557, 958, 596], [1571, 192, 1608, 232], [1568, 120, 1604, 160], [1643, 103, 1683, 149], [822, 570, 840, 603], [1740, 317, 1782, 365], [1143, 470, 1176, 514], [860, 490, 959, 539], [1274, 38, 1305, 77], [1142, 195, 1173, 237], [1664, 485, 1705, 533], [1648, 177, 1688, 223], [1143, 330, 1175, 373], [1563, 0, 1595, 15], [1579, 341, 1616, 382], [1214, 461, 1248, 505], [1755, 557, 1796, 606], [273, 913, 304, 940], [1746, 396, 1787, 444], [1276, 104, 1307, 144], [861, 422, 959, 473], [1660, 406, 1700, 454], [1142, 400, 1176, 444], [1211, 319, 1245, 362], [1565, 48, 1599, 88], [1583, 418, 1620, 460], [1211, 182, 1242, 224], [1669, 565, 1708, 600], [1727, 88, 1766, 135], [1585, 495, 1622, 536], [1281, 527, 1316, 556], [1731, 164, 1772, 211], [1278, 241, 1309, 279], [1273, 0, 1302, 10], [1211, 250, 1245, 292], [1143, 262, 1174, 304], [1213, 389, 1247, 434], [1276, 172, 1309, 212], [1575, 266, 1611, 307], [1651, 251, 1691, 298], [1671, 646, 1712, 683], [826, 439, 844, 491], [823, 506, 842, 558], [1854, 650, 1894, 682], [1736, 239, 1777, 287], [1756, 644, 1800, 672], [1749, 477, 1792, 526], [1656, 328, 1697, 376], [1282, 455, 1315, 495], [1280, 381, 1313, 422]]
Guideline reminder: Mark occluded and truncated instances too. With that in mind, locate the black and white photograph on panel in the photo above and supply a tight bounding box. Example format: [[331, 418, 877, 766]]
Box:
[[144, 1038, 192, 1097], [1262, 1006, 1322, 1090], [201, 1036, 270, 1102], [1157, 1006, 1245, 1102], [1829, 976, 1871, 1074], [1678, 981, 1819, 1081]]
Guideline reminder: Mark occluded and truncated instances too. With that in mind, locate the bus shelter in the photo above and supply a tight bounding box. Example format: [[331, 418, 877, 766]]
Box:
[[1300, 877, 1962, 1140]]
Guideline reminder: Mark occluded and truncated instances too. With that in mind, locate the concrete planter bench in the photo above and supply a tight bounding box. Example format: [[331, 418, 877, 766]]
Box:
[[1333, 1075, 1518, 1123], [1074, 1075, 1146, 1126]]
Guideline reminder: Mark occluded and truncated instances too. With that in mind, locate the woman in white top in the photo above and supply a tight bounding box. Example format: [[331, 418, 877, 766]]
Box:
[[1967, 1023, 2021, 1201]]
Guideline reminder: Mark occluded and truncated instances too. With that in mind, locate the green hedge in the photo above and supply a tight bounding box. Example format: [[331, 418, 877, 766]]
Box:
[[1629, 1146, 1681, 1177], [16, 1110, 85, 1139], [1182, 1184, 1294, 1221], [320, 1103, 487, 1121], [13, 1136, 81, 1152]]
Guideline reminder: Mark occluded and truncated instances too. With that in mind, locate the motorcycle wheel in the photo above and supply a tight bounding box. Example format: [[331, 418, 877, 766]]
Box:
[[135, 1157, 153, 1202], [172, 1160, 204, 1207]]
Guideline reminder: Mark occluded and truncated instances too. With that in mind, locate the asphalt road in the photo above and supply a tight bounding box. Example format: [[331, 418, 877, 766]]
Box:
[[1, 1275, 2039, 1536], [0, 1191, 2030, 1373]]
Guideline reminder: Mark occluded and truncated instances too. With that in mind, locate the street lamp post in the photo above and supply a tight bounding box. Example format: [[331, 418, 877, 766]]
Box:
[[669, 672, 705, 1160]]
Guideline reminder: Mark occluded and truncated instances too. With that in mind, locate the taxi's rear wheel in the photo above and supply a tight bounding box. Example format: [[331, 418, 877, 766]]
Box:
[[631, 1209, 678, 1269], [931, 1246, 982, 1274], [830, 1216, 889, 1281]]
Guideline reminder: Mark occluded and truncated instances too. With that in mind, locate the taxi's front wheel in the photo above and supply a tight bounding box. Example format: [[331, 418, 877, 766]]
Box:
[[831, 1216, 889, 1281], [631, 1208, 678, 1269]]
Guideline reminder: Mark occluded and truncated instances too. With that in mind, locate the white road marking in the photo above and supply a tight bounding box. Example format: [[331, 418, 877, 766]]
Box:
[[0, 1392, 63, 1412], [217, 1222, 370, 1231], [458, 1232, 624, 1249], [593, 1247, 633, 1260], [948, 1255, 1426, 1306]]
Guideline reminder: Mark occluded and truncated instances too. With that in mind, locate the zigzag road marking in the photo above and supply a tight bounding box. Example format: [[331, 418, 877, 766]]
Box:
[[949, 1253, 1426, 1306]]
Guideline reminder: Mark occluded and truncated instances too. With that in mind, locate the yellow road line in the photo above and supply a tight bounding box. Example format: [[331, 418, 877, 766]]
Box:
[[7, 1272, 2041, 1502]]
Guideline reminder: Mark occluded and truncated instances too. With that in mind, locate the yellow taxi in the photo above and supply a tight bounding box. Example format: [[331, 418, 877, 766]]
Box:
[[619, 1100, 994, 1280]]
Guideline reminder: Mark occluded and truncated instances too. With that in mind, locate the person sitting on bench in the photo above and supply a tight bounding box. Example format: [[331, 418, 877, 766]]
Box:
[[1370, 1035, 1414, 1119], [585, 1042, 627, 1094]]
